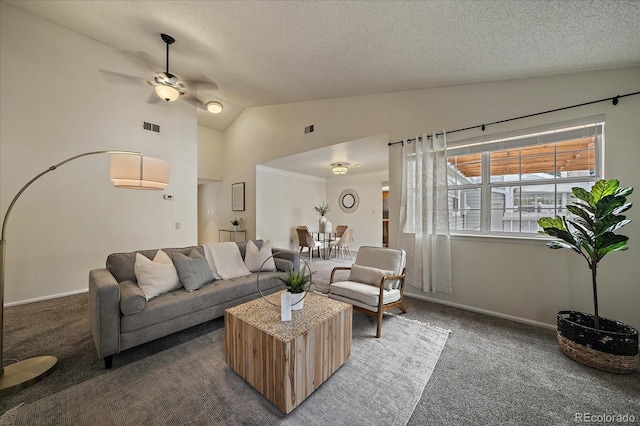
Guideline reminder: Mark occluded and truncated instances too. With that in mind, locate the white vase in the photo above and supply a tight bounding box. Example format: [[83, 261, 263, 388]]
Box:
[[325, 220, 332, 233], [319, 216, 327, 232], [290, 292, 305, 310], [232, 225, 239, 231]]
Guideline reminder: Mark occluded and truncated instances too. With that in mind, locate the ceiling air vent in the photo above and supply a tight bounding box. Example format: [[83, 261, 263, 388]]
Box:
[[143, 121, 161, 133]]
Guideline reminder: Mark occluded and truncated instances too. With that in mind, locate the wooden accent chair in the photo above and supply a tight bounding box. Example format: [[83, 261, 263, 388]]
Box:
[[329, 246, 407, 337], [329, 227, 354, 261], [335, 225, 348, 238], [296, 226, 323, 262]]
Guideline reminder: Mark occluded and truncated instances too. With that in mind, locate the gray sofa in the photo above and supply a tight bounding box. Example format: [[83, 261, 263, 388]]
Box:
[[89, 240, 297, 368]]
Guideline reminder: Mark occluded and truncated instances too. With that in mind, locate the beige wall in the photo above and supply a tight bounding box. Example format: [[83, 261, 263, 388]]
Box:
[[1, 4, 198, 304], [222, 67, 640, 330]]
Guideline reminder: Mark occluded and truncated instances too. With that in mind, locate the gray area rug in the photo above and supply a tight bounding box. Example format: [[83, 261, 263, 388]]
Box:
[[2, 313, 449, 426]]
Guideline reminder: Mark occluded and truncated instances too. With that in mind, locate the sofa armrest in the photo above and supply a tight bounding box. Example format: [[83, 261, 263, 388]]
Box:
[[272, 248, 300, 273], [89, 268, 121, 361]]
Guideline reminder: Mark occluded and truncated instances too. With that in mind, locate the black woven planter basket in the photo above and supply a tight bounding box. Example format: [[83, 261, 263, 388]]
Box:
[[557, 311, 639, 374]]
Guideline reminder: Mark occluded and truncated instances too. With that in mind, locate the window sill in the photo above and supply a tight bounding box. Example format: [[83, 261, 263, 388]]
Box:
[[450, 233, 553, 246]]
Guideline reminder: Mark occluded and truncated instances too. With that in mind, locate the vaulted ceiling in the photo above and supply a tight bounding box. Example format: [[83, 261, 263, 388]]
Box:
[[6, 1, 640, 132]]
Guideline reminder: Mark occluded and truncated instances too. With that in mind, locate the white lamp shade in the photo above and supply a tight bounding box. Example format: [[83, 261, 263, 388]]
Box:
[[110, 154, 169, 190], [155, 84, 180, 102]]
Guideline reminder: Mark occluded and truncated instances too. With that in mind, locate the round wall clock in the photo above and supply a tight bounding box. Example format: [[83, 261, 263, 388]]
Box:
[[339, 189, 359, 213]]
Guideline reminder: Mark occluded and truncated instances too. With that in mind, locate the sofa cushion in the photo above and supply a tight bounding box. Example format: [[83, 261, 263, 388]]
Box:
[[244, 240, 277, 272], [348, 264, 396, 290], [329, 281, 401, 308], [120, 272, 283, 333], [173, 249, 214, 292], [119, 280, 147, 315], [134, 250, 181, 300]]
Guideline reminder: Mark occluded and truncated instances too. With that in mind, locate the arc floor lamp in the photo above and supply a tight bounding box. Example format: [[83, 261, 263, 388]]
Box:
[[0, 150, 169, 395]]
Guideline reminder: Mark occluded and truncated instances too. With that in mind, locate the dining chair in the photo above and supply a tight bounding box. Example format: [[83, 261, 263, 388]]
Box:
[[296, 226, 323, 262], [335, 225, 348, 238], [329, 227, 353, 261]]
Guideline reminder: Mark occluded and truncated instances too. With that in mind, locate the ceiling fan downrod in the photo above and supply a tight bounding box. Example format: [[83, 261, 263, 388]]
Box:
[[161, 33, 175, 77]]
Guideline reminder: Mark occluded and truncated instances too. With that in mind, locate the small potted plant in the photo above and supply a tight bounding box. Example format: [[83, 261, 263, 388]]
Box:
[[276, 268, 313, 310], [314, 202, 330, 232], [230, 218, 240, 231], [537, 179, 637, 373]]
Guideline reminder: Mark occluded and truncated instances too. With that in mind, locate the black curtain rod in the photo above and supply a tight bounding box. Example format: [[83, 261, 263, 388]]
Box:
[[388, 91, 640, 147]]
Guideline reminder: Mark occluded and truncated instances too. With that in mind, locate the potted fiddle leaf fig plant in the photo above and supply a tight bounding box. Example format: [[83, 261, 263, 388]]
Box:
[[276, 268, 314, 310], [537, 179, 638, 373]]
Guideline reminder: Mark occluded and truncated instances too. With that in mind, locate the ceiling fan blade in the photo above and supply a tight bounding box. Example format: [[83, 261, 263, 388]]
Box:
[[185, 80, 219, 93], [99, 69, 153, 86], [182, 93, 206, 109]]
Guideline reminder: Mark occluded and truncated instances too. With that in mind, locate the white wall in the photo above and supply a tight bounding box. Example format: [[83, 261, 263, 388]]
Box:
[[256, 166, 326, 250], [223, 66, 640, 330], [326, 171, 388, 250], [197, 125, 224, 244], [1, 4, 198, 304]]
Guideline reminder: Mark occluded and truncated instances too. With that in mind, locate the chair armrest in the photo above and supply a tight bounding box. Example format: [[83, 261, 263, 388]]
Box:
[[89, 268, 121, 360], [330, 266, 352, 284], [378, 268, 407, 290]]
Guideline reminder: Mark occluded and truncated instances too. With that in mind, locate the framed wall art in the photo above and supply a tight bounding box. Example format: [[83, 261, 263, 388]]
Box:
[[232, 182, 245, 211]]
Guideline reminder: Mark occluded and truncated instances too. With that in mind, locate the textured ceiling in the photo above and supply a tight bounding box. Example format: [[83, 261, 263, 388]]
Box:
[[6, 0, 640, 133]]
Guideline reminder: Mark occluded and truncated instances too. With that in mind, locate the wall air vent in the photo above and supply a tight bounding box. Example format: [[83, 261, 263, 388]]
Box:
[[304, 124, 314, 134], [143, 121, 161, 133]]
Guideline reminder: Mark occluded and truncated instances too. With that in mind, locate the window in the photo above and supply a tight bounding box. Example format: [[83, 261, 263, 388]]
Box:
[[447, 121, 603, 235]]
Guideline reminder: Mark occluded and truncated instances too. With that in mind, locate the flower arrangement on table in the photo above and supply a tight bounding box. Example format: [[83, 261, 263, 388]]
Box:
[[314, 202, 330, 217]]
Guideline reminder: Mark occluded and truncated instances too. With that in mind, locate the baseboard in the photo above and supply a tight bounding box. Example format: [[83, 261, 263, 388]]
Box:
[[404, 291, 557, 331], [4, 288, 88, 308]]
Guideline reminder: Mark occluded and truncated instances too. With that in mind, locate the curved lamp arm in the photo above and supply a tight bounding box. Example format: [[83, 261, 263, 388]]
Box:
[[1, 150, 141, 241], [0, 149, 168, 395]]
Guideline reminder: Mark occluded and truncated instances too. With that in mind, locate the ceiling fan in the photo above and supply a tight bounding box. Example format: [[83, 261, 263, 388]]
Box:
[[153, 33, 186, 102], [101, 33, 222, 113]]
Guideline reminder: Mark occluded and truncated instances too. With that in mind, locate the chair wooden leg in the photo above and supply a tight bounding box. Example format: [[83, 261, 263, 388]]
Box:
[[376, 311, 383, 338], [398, 302, 407, 314]]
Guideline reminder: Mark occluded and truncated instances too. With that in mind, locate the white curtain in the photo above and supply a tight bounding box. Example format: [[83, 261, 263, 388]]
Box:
[[398, 132, 452, 294]]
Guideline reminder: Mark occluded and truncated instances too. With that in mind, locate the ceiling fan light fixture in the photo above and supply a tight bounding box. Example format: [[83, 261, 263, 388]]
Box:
[[155, 84, 180, 102], [331, 162, 349, 175], [206, 101, 223, 114]]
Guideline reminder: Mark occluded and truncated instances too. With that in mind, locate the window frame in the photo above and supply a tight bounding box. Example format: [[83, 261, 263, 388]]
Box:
[[446, 118, 604, 237]]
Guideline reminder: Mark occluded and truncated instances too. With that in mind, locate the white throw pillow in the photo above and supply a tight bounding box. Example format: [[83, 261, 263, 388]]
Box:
[[348, 264, 396, 290], [244, 240, 277, 272], [134, 250, 181, 300]]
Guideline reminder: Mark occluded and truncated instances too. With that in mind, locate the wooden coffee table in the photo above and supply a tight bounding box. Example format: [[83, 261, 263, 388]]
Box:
[[225, 291, 352, 413]]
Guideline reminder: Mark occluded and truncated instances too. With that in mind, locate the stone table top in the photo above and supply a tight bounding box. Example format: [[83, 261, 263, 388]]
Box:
[[225, 290, 351, 342]]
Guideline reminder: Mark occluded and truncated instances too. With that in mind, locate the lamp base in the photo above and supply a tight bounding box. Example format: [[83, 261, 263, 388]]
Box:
[[0, 355, 57, 396]]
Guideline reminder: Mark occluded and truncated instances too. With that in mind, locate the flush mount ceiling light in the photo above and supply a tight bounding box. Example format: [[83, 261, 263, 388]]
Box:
[[206, 101, 223, 114], [331, 162, 349, 175]]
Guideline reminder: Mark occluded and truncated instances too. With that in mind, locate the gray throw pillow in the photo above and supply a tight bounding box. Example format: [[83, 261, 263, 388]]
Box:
[[173, 249, 214, 292]]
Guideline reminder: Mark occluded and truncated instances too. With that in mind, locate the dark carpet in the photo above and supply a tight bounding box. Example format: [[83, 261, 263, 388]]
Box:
[[1, 255, 638, 425]]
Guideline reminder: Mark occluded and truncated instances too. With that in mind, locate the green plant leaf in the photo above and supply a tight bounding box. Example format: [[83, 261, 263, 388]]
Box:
[[596, 234, 629, 260], [546, 241, 581, 254], [572, 200, 595, 213], [567, 219, 593, 242], [537, 216, 565, 230], [595, 195, 626, 219], [614, 186, 633, 198], [591, 179, 619, 203], [566, 205, 595, 229], [572, 187, 594, 206], [612, 202, 633, 215]]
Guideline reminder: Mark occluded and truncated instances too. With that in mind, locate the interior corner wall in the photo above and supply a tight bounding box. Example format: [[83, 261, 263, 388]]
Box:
[[325, 171, 389, 250], [0, 4, 198, 305], [256, 166, 326, 250], [223, 66, 640, 330]]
